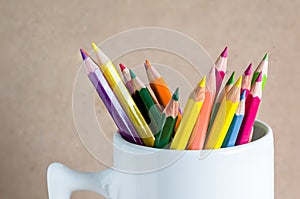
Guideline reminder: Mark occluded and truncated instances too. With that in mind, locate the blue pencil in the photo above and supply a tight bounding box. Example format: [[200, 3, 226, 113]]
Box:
[[222, 90, 246, 147]]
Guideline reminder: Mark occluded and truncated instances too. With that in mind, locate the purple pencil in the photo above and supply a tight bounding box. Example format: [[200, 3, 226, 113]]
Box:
[[80, 49, 144, 145]]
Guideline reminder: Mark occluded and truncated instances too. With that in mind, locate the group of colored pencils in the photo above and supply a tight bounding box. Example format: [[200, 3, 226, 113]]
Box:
[[80, 44, 268, 150]]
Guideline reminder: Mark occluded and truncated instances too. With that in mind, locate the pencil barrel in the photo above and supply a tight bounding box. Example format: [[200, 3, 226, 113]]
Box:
[[88, 70, 144, 145], [222, 114, 244, 147], [154, 116, 177, 148], [100, 62, 155, 146]]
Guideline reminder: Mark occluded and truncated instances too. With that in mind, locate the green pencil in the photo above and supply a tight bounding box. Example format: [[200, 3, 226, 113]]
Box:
[[130, 70, 162, 133], [251, 53, 268, 90], [154, 88, 179, 148]]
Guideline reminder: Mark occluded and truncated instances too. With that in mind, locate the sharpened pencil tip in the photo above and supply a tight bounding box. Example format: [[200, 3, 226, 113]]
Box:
[[244, 63, 253, 76], [256, 72, 263, 82], [91, 42, 99, 52], [144, 59, 151, 69], [263, 53, 269, 61], [129, 69, 136, 79], [199, 76, 206, 88], [235, 76, 242, 87], [119, 63, 126, 71], [172, 88, 179, 101], [226, 71, 235, 85], [80, 49, 88, 60], [240, 89, 246, 100], [145, 59, 150, 66], [220, 46, 228, 58]]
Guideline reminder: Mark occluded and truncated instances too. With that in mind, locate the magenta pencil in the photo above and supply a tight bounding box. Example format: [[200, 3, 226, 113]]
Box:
[[235, 72, 263, 145], [215, 47, 228, 95], [80, 49, 144, 145]]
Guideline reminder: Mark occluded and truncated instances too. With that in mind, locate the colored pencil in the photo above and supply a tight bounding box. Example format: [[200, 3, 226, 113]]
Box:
[[236, 72, 263, 145], [130, 69, 162, 133], [119, 63, 134, 95], [222, 89, 246, 147], [144, 59, 172, 107], [187, 66, 216, 150], [146, 84, 161, 107], [80, 49, 144, 145], [241, 63, 253, 98], [215, 47, 228, 95], [170, 76, 206, 150], [249, 127, 254, 142], [251, 53, 268, 90], [154, 88, 179, 148], [129, 73, 152, 128], [91, 43, 155, 146], [144, 59, 182, 130], [209, 71, 236, 126], [204, 76, 242, 149], [119, 63, 156, 127]]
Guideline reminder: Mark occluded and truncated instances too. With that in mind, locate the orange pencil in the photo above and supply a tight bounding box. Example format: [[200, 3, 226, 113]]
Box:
[[145, 59, 182, 130], [187, 66, 216, 150]]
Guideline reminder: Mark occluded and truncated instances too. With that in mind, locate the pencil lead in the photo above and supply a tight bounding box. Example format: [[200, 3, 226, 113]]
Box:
[[240, 89, 247, 100], [145, 59, 151, 69], [91, 42, 99, 52], [129, 69, 136, 79], [256, 72, 263, 82], [172, 88, 179, 101], [119, 63, 126, 71], [263, 53, 269, 61], [226, 71, 235, 85], [80, 49, 88, 60], [199, 76, 206, 88], [145, 59, 151, 66], [244, 63, 253, 76], [235, 76, 242, 87], [220, 46, 228, 58]]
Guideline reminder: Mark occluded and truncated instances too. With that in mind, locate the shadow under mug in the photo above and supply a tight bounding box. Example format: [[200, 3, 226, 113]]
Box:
[[47, 120, 274, 199]]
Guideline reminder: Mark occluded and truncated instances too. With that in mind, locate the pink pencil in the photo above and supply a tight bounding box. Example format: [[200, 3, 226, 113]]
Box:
[[235, 72, 263, 145], [215, 47, 228, 95], [241, 63, 253, 98]]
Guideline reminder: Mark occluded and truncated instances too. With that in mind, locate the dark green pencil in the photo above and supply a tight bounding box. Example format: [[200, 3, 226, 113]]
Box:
[[130, 70, 162, 133], [154, 88, 179, 148]]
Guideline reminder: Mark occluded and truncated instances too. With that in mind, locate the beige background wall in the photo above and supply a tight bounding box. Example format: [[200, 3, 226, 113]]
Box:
[[1, 0, 299, 198]]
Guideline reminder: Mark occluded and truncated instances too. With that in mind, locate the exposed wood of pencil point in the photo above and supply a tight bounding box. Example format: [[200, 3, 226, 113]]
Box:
[[227, 76, 242, 101], [192, 76, 206, 101], [164, 88, 179, 117]]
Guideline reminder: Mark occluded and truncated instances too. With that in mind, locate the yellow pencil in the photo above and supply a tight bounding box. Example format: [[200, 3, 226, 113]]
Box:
[[170, 76, 206, 150], [204, 76, 242, 149], [91, 42, 155, 146]]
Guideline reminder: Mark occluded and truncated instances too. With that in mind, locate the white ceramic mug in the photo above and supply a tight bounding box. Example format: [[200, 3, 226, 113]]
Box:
[[47, 120, 274, 199]]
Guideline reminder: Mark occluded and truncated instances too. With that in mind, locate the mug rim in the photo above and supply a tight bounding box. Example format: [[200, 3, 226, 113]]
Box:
[[116, 120, 273, 152]]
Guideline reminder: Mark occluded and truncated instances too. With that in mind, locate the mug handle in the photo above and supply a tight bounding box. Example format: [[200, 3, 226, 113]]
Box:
[[47, 162, 114, 199]]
